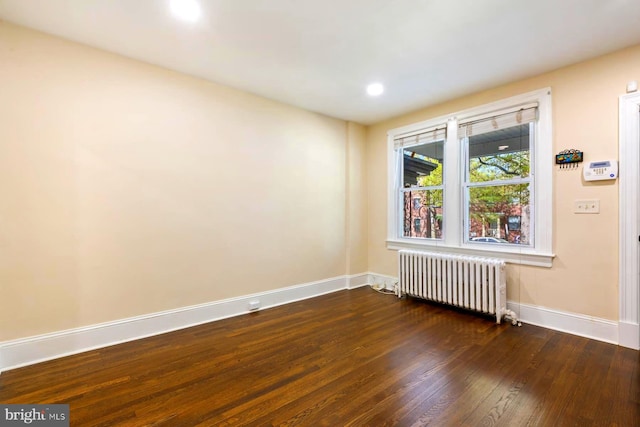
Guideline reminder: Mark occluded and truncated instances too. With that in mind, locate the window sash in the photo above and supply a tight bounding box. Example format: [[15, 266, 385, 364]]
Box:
[[398, 135, 445, 240], [463, 181, 533, 245], [401, 185, 444, 192], [398, 186, 445, 240], [462, 117, 534, 246]]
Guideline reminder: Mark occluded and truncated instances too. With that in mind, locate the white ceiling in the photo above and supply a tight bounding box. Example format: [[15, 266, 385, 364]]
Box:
[[1, 0, 639, 124]]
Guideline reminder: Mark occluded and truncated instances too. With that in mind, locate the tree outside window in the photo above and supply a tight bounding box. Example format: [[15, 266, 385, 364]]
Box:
[[466, 123, 531, 245]]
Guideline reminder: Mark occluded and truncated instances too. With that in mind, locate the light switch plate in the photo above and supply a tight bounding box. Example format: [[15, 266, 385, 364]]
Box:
[[574, 199, 600, 214]]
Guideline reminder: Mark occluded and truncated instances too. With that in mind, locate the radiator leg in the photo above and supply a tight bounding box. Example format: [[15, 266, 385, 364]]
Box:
[[502, 308, 522, 327]]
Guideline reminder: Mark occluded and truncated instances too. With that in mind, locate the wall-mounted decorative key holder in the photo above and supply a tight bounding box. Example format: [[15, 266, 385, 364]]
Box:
[[555, 149, 583, 169]]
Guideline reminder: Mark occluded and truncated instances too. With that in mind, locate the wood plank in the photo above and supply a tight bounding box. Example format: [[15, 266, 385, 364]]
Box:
[[1, 288, 637, 426]]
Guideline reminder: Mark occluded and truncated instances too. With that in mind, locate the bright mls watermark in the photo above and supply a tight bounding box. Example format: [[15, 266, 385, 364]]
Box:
[[0, 405, 69, 426]]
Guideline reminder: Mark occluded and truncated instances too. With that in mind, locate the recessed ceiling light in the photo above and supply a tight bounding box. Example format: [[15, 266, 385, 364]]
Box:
[[169, 0, 201, 23], [367, 83, 384, 97]]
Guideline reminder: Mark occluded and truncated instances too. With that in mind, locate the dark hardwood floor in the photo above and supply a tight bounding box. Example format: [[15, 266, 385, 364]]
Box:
[[1, 287, 638, 426]]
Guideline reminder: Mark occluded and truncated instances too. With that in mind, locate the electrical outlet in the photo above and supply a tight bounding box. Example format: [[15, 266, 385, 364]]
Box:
[[574, 199, 600, 214]]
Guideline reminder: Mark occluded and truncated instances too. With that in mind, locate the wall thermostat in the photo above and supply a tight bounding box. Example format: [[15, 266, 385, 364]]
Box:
[[583, 160, 618, 181]]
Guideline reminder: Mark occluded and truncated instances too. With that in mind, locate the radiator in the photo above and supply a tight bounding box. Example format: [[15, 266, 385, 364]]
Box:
[[397, 250, 517, 324]]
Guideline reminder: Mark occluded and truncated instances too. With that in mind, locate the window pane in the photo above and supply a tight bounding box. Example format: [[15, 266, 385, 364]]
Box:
[[403, 140, 444, 187], [403, 189, 443, 239], [468, 183, 530, 245], [469, 124, 530, 183]]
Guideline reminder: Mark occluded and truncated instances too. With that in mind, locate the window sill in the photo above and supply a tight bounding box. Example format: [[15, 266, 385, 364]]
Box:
[[386, 238, 555, 268]]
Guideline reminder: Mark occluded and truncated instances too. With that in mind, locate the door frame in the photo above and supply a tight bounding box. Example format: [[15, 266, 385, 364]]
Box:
[[619, 91, 640, 350]]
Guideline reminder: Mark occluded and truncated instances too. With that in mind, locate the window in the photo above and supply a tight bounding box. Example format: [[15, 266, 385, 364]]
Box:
[[461, 107, 535, 246], [397, 132, 445, 239], [508, 216, 521, 231], [387, 89, 553, 267]]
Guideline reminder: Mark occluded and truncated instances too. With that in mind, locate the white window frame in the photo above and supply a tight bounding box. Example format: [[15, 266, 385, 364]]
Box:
[[387, 88, 554, 267]]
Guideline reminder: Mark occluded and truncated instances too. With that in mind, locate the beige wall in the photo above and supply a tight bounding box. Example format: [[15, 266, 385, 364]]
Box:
[[346, 122, 368, 274], [0, 22, 366, 341], [3, 18, 639, 343], [367, 44, 640, 321]]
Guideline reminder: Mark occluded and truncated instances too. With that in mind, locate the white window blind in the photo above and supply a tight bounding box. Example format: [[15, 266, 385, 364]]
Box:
[[394, 126, 446, 149], [458, 104, 537, 138]]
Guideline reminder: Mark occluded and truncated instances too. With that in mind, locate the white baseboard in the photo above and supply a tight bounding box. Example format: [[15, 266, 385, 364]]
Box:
[[347, 273, 371, 289], [0, 274, 367, 373], [618, 321, 640, 350], [507, 301, 619, 345], [2, 274, 634, 373]]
